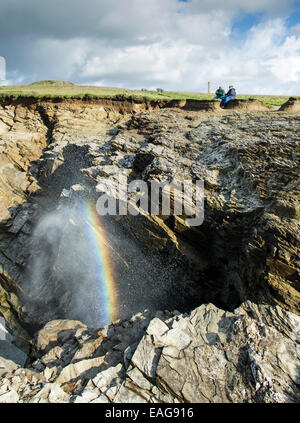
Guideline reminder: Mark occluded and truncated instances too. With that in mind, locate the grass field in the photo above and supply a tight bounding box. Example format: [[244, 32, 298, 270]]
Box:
[[0, 80, 294, 107]]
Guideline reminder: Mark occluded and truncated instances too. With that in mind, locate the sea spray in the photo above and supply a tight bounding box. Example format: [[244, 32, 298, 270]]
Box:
[[23, 197, 187, 328], [23, 201, 107, 327]]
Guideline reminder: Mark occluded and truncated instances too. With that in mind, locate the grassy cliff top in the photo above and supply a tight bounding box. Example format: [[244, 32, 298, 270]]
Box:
[[0, 80, 294, 107]]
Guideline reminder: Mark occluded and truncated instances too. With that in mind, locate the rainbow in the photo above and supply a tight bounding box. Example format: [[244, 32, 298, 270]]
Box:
[[79, 201, 119, 326]]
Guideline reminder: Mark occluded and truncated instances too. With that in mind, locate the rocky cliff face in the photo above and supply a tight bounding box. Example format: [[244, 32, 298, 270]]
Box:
[[0, 98, 299, 402]]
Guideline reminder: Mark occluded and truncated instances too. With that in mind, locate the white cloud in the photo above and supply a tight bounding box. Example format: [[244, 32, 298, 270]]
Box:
[[33, 38, 88, 77], [76, 15, 300, 94], [1, 0, 300, 94], [81, 41, 190, 83], [265, 37, 300, 82], [0, 56, 6, 81], [185, 0, 295, 15], [290, 22, 300, 35]]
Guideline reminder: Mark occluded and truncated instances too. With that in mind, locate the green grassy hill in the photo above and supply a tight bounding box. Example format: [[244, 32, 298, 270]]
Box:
[[29, 80, 76, 87], [0, 80, 295, 108]]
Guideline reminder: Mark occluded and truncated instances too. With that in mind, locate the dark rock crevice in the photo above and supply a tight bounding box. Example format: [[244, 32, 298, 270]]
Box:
[[36, 105, 57, 145], [0, 101, 299, 357]]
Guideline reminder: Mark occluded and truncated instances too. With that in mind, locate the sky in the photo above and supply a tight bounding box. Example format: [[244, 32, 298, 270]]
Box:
[[0, 0, 300, 94]]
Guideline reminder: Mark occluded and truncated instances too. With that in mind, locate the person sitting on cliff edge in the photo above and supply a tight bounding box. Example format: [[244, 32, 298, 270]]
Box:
[[214, 86, 225, 99], [220, 85, 236, 108]]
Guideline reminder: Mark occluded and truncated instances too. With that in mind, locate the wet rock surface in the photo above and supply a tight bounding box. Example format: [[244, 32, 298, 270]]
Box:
[[0, 99, 299, 402]]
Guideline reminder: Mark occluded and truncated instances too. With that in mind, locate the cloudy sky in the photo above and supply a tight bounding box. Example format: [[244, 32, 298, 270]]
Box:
[[1, 0, 300, 94]]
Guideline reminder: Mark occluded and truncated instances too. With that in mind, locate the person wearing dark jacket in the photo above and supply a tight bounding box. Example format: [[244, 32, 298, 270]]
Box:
[[220, 85, 236, 108], [214, 86, 225, 98]]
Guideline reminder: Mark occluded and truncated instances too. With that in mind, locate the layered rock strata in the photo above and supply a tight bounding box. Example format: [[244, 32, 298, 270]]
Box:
[[0, 98, 299, 402]]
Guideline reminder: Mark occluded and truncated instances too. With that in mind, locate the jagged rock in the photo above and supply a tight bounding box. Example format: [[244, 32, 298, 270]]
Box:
[[56, 356, 106, 385], [92, 363, 124, 396], [73, 389, 101, 403], [29, 382, 70, 403], [0, 336, 27, 367], [118, 301, 300, 403], [0, 131, 46, 221], [3, 103, 298, 329], [0, 389, 19, 403], [0, 301, 299, 403], [0, 98, 299, 403], [0, 356, 18, 377], [35, 320, 87, 354]]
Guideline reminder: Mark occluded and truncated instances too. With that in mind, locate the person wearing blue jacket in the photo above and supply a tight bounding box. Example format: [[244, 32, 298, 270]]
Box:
[[220, 85, 236, 108]]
